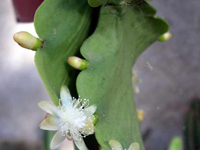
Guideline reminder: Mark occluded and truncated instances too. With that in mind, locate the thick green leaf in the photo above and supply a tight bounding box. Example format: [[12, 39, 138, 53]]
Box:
[[87, 0, 140, 7], [77, 2, 169, 150], [88, 0, 107, 7], [34, 0, 92, 104]]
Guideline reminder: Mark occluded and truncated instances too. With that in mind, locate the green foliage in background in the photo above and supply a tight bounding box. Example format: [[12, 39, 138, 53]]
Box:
[[168, 137, 183, 150]]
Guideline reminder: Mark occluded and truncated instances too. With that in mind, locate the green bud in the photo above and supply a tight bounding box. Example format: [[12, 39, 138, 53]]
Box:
[[67, 56, 88, 70], [13, 31, 43, 50], [92, 114, 98, 125], [158, 32, 172, 42]]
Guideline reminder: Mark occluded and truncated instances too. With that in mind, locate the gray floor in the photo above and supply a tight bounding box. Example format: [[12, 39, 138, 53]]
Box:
[[0, 0, 200, 150]]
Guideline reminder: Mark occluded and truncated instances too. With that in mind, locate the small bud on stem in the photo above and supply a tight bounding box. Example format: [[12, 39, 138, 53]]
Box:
[[137, 109, 144, 122], [67, 56, 88, 70], [158, 32, 172, 42], [13, 31, 43, 50], [92, 114, 98, 125]]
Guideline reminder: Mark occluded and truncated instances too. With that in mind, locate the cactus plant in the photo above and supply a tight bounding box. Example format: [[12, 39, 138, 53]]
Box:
[[14, 0, 169, 149]]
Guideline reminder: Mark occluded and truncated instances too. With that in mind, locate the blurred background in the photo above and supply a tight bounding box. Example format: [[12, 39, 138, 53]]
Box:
[[0, 0, 199, 150]]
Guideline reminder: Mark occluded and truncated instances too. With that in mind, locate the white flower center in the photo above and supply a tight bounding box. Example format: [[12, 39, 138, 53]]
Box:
[[57, 99, 89, 141]]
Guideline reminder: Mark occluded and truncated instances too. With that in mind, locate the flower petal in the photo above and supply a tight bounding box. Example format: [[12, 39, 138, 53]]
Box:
[[50, 130, 65, 149], [84, 105, 97, 116], [74, 138, 88, 150], [60, 86, 72, 108], [109, 139, 123, 150], [128, 142, 140, 150], [38, 101, 58, 115], [40, 116, 60, 131]]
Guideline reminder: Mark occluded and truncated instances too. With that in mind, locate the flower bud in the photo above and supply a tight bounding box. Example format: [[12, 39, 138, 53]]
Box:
[[158, 32, 172, 42], [92, 114, 98, 125], [109, 139, 123, 150], [129, 142, 140, 150], [67, 56, 88, 70], [13, 31, 43, 50], [109, 139, 140, 150], [137, 109, 144, 122]]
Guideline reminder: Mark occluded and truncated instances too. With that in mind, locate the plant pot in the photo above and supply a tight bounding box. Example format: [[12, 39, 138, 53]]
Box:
[[12, 0, 43, 22]]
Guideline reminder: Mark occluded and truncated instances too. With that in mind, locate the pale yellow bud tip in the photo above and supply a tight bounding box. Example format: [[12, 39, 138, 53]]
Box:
[[67, 56, 88, 70], [137, 109, 144, 122], [158, 32, 172, 42], [13, 31, 43, 51], [129, 142, 140, 150]]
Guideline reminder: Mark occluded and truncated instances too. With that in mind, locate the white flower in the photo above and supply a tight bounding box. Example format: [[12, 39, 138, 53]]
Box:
[[38, 86, 97, 150], [109, 139, 140, 150]]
